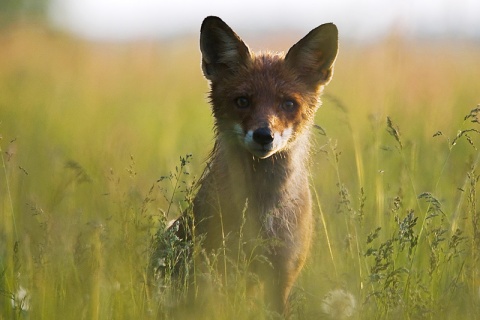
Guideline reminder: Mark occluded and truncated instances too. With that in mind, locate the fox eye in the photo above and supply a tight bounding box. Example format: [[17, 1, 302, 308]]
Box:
[[282, 100, 297, 112], [235, 97, 250, 109]]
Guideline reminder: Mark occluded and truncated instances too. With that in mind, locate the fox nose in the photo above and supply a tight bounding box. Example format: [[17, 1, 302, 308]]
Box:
[[253, 127, 274, 145]]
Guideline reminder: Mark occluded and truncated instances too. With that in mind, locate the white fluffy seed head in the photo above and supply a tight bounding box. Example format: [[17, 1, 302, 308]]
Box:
[[321, 289, 356, 319]]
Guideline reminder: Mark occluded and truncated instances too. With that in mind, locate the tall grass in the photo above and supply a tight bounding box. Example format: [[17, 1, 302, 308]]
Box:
[[1, 23, 480, 319]]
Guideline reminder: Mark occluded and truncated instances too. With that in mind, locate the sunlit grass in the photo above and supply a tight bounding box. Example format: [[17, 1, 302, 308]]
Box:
[[1, 24, 480, 319]]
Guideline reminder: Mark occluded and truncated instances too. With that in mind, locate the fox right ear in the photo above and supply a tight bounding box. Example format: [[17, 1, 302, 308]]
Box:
[[285, 23, 338, 88], [200, 16, 251, 81]]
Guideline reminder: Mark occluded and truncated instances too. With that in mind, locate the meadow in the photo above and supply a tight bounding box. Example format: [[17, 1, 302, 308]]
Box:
[[1, 23, 480, 319]]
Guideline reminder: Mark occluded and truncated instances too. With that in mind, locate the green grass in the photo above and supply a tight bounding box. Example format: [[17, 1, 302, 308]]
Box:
[[1, 24, 480, 319]]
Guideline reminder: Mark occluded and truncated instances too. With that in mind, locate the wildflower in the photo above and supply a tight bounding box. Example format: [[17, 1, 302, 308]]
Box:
[[11, 286, 30, 311], [321, 289, 356, 319]]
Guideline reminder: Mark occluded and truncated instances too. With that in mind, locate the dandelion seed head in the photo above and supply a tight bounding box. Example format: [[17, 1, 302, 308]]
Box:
[[11, 286, 30, 311], [321, 289, 356, 319], [157, 257, 166, 267]]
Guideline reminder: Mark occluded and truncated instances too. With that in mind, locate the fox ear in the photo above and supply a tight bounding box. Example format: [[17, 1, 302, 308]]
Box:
[[200, 16, 251, 81], [285, 23, 338, 88]]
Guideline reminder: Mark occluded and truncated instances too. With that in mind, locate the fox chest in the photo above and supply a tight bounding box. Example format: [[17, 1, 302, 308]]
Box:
[[194, 175, 311, 249]]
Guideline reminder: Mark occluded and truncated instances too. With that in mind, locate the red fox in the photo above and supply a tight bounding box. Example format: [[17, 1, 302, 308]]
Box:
[[157, 16, 338, 315]]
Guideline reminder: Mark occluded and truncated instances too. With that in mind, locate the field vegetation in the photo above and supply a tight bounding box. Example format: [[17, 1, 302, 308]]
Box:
[[1, 22, 480, 319]]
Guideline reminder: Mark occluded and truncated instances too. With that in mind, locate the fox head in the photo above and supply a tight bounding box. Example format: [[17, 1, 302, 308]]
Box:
[[200, 16, 338, 159]]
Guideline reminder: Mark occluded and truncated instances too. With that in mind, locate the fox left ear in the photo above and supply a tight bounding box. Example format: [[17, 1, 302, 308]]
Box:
[[200, 16, 251, 81], [285, 23, 338, 88]]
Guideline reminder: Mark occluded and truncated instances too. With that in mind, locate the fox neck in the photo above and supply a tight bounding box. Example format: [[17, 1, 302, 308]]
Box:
[[211, 128, 311, 209]]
